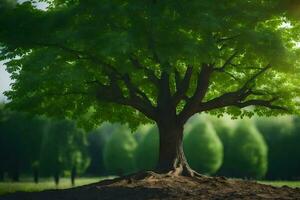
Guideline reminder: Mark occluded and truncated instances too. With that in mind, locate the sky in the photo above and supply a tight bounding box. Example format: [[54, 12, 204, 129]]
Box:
[[0, 61, 11, 102], [0, 1, 48, 102]]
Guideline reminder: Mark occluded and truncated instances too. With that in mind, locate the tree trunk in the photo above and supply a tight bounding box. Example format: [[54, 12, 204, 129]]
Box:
[[156, 121, 195, 177], [0, 170, 4, 181], [33, 167, 39, 184], [12, 168, 20, 182], [71, 166, 76, 186], [54, 171, 60, 186]]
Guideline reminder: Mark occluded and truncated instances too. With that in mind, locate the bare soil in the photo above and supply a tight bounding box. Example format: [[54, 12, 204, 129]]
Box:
[[1, 172, 300, 200]]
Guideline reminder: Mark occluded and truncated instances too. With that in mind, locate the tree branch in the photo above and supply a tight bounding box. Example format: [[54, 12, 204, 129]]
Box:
[[179, 63, 277, 122], [238, 64, 271, 94], [197, 94, 288, 113], [95, 80, 157, 120], [215, 51, 239, 71], [172, 66, 193, 106], [235, 99, 288, 111], [216, 34, 241, 43], [34, 42, 158, 120], [178, 64, 214, 123], [129, 55, 160, 87], [214, 51, 240, 80]]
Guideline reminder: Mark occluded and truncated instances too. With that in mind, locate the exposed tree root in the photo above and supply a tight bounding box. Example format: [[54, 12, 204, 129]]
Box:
[[2, 171, 300, 200]]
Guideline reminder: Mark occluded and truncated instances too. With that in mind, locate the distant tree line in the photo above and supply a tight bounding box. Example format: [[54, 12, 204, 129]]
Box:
[[1, 105, 300, 182], [0, 106, 89, 185]]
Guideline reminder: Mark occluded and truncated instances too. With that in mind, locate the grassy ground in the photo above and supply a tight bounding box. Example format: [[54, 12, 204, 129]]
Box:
[[0, 177, 107, 195], [260, 181, 300, 188], [0, 178, 299, 196]]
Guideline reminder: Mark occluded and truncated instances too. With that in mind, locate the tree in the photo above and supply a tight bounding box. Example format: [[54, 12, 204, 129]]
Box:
[[0, 106, 47, 182], [217, 121, 268, 179], [39, 119, 89, 185], [103, 126, 137, 175], [255, 116, 300, 179], [1, 0, 300, 177], [86, 123, 116, 176], [135, 126, 159, 171], [184, 120, 223, 175]]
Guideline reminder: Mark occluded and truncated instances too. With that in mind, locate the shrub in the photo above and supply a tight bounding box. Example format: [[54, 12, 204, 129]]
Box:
[[183, 120, 223, 175], [103, 126, 137, 175], [218, 120, 268, 179], [255, 116, 300, 179], [86, 123, 120, 176], [135, 126, 159, 171]]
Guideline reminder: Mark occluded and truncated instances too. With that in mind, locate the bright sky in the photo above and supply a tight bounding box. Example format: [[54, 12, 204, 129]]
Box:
[[0, 1, 48, 102], [0, 61, 11, 102]]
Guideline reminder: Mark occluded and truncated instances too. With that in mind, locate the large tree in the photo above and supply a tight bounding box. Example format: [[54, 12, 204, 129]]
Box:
[[1, 0, 300, 176]]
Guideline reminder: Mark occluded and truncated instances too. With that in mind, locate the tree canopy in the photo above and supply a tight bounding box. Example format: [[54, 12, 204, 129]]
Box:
[[1, 0, 300, 129]]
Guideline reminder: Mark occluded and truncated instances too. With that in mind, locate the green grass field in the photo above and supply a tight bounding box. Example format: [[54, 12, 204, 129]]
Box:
[[260, 181, 300, 188], [0, 177, 108, 196], [0, 178, 299, 196]]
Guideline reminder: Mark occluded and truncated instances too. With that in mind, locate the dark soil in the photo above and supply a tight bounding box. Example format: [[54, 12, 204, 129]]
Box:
[[1, 172, 300, 200]]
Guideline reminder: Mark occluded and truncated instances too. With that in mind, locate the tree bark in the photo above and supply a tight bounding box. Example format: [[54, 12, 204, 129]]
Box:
[[156, 121, 195, 177]]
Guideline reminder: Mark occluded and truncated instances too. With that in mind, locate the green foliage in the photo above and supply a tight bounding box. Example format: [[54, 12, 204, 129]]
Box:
[[85, 123, 116, 175], [0, 106, 89, 179], [184, 120, 223, 175], [218, 120, 268, 179], [0, 1, 300, 129], [255, 116, 300, 179], [135, 126, 159, 171], [39, 119, 89, 176], [103, 126, 137, 175], [0, 107, 47, 180]]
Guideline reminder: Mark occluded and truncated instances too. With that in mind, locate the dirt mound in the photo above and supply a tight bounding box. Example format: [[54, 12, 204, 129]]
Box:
[[1, 172, 300, 200]]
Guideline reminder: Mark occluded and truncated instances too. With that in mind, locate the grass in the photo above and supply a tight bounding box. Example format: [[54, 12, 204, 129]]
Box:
[[0, 177, 107, 196], [0, 178, 299, 196], [260, 181, 300, 188]]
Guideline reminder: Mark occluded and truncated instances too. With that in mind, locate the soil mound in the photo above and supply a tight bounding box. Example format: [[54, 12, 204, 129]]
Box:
[[1, 172, 300, 200]]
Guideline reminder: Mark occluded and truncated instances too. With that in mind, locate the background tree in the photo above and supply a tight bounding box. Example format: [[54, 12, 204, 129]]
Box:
[[39, 119, 89, 185], [103, 126, 137, 175], [135, 126, 159, 171], [0, 107, 47, 182], [255, 116, 300, 179], [217, 121, 268, 179], [1, 0, 300, 176], [85, 123, 115, 176], [184, 120, 223, 175]]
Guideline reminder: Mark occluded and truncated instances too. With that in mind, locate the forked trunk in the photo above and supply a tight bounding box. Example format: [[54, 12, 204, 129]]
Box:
[[156, 122, 195, 177]]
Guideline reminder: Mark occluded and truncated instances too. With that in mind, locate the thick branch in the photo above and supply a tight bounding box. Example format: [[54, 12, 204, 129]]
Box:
[[235, 99, 288, 111], [123, 74, 156, 113], [178, 64, 214, 123], [34, 42, 158, 120], [95, 81, 157, 120], [179, 63, 278, 122], [198, 93, 288, 112], [172, 66, 193, 106]]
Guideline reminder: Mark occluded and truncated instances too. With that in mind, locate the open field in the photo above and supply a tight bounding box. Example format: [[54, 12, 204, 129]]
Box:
[[260, 181, 300, 188], [0, 177, 108, 195], [0, 177, 299, 196]]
